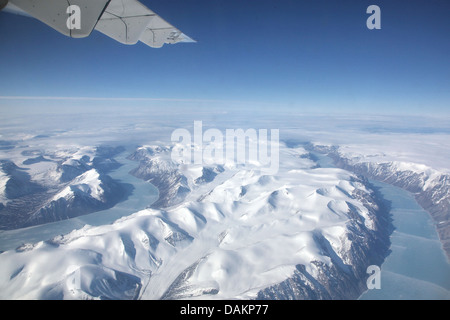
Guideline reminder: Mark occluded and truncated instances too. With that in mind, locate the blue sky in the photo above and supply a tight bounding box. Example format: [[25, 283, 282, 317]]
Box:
[[0, 0, 449, 115]]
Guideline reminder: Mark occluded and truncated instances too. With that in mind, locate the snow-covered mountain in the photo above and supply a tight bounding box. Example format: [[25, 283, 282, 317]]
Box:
[[27, 168, 129, 227], [127, 145, 226, 209], [0, 160, 47, 229], [0, 146, 130, 229], [309, 143, 450, 260], [0, 143, 391, 300]]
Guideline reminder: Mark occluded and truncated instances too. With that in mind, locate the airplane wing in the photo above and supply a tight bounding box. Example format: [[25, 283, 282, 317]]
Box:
[[2, 0, 195, 48]]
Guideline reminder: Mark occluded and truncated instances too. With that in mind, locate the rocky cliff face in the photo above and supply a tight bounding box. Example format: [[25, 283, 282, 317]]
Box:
[[311, 144, 450, 260], [127, 146, 225, 209], [0, 160, 45, 199], [127, 146, 190, 208]]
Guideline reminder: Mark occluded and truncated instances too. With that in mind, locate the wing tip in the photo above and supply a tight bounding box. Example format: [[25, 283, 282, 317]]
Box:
[[179, 33, 197, 44]]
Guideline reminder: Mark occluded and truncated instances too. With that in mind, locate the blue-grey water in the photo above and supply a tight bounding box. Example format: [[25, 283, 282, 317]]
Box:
[[312, 152, 450, 299], [359, 180, 450, 300], [0, 150, 158, 252]]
